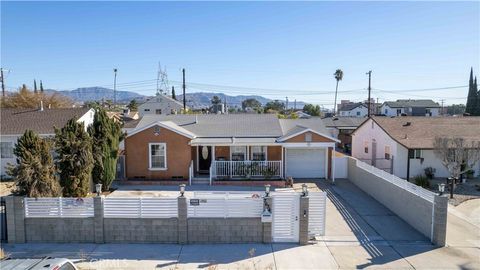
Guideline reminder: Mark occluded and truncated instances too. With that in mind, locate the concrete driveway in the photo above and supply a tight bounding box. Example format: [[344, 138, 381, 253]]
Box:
[[3, 179, 479, 269]]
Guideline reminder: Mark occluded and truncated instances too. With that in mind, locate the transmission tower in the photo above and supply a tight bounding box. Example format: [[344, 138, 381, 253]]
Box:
[[156, 63, 169, 96]]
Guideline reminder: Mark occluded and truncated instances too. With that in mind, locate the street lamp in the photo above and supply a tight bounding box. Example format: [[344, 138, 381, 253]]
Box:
[[95, 183, 102, 196], [264, 184, 271, 197], [179, 184, 186, 197], [437, 183, 445, 196], [302, 183, 308, 197]]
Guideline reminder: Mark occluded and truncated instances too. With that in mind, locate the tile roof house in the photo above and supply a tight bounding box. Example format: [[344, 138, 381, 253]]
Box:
[[138, 94, 186, 117], [123, 114, 340, 184], [351, 116, 480, 180], [322, 117, 367, 151], [380, 99, 440, 117], [0, 107, 95, 177]]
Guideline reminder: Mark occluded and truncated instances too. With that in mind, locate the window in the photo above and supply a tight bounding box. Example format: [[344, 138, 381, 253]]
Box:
[[155, 109, 162, 114], [144, 109, 150, 112], [231, 146, 247, 161], [408, 149, 422, 159], [149, 143, 166, 169], [0, 142, 13, 158], [356, 111, 361, 116], [251, 146, 267, 161], [384, 146, 391, 160], [396, 109, 402, 115], [364, 141, 369, 153], [305, 133, 312, 142], [385, 109, 388, 114]]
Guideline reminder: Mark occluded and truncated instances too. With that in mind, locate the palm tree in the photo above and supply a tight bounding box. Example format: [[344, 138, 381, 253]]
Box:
[[333, 69, 344, 116]]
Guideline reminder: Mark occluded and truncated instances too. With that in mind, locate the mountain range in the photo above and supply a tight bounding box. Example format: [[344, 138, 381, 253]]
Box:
[[42, 87, 306, 109]]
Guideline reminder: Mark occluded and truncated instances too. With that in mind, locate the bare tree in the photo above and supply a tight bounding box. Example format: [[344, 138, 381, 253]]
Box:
[[433, 137, 480, 182]]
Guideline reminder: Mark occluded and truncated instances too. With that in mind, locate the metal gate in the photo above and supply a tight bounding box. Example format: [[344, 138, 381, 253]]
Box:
[[272, 192, 300, 242], [308, 192, 327, 237]]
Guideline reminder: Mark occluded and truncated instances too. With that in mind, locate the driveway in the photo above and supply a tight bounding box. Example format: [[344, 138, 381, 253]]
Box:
[[3, 179, 479, 269]]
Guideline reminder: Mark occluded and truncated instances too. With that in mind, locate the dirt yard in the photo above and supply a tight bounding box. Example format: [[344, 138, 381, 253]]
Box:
[[427, 177, 480, 206]]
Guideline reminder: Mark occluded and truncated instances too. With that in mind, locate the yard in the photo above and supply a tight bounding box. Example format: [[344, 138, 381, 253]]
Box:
[[426, 177, 480, 206]]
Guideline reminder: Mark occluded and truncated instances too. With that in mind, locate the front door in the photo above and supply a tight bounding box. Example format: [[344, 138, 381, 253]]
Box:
[[198, 146, 212, 173]]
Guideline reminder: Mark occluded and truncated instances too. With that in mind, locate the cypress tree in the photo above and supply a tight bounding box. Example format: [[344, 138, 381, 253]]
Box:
[[33, 79, 38, 94], [465, 67, 477, 115], [7, 130, 61, 197], [88, 108, 123, 191], [172, 86, 176, 100], [40, 80, 44, 93], [55, 118, 94, 197]]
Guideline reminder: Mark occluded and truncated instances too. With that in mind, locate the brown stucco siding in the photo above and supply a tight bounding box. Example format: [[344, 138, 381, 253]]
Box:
[[285, 131, 335, 143], [215, 146, 230, 160], [267, 146, 282, 161], [125, 126, 192, 180]]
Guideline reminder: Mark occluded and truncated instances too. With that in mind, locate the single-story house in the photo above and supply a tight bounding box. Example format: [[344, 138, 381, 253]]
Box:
[[138, 94, 186, 117], [322, 117, 367, 151], [0, 107, 95, 177], [380, 99, 440, 117], [351, 116, 480, 180], [124, 114, 340, 183], [338, 103, 368, 117]]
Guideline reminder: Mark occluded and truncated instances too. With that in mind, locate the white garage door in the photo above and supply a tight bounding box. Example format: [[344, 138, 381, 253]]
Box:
[[286, 148, 326, 178]]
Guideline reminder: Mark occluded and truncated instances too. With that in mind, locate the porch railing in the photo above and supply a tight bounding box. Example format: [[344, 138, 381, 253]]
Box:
[[211, 160, 282, 179]]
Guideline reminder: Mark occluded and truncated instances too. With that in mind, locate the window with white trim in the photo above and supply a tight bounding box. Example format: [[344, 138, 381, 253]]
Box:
[[305, 133, 312, 142], [231, 146, 247, 161], [408, 149, 422, 159], [384, 145, 391, 160], [251, 146, 267, 161], [0, 142, 14, 158], [149, 143, 166, 169], [364, 141, 369, 154]]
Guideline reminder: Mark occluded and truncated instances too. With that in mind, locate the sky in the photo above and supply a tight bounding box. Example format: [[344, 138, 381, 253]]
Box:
[[1, 1, 479, 108]]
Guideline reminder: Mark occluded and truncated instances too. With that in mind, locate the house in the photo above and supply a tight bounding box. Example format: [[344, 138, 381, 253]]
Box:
[[123, 114, 340, 183], [338, 103, 368, 117], [322, 117, 367, 151], [294, 111, 311, 119], [380, 99, 440, 117], [0, 107, 95, 177], [138, 94, 185, 117], [351, 116, 480, 180]]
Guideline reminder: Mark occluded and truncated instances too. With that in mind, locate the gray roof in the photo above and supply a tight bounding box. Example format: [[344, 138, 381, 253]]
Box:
[[321, 117, 367, 128], [140, 94, 184, 107], [383, 99, 440, 108], [0, 108, 91, 135], [338, 103, 365, 111], [134, 114, 332, 138]]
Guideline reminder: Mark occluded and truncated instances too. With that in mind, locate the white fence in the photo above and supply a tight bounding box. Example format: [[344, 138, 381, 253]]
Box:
[[188, 192, 263, 218], [308, 192, 327, 237], [334, 156, 348, 179], [103, 197, 178, 218], [24, 198, 94, 218], [211, 160, 282, 179], [356, 159, 436, 202]]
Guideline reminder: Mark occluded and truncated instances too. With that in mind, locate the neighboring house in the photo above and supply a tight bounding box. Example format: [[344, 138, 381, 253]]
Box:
[[294, 111, 311, 119], [351, 116, 480, 180], [322, 117, 367, 151], [0, 107, 95, 177], [210, 103, 226, 114], [124, 114, 340, 182], [380, 99, 440, 117], [138, 94, 185, 117], [338, 103, 368, 117]]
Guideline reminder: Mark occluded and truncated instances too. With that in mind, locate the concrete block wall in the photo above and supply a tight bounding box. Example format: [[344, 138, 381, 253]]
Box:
[[347, 157, 448, 246], [187, 218, 262, 243], [25, 218, 95, 243], [104, 218, 178, 243]]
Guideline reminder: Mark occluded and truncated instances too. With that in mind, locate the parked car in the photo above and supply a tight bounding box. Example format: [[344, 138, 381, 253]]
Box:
[[0, 257, 77, 270]]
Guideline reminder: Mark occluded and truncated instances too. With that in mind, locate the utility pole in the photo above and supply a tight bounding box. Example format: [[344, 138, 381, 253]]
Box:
[[376, 98, 379, 115], [440, 99, 445, 116], [366, 71, 372, 117], [294, 99, 297, 110], [182, 68, 186, 111], [113, 68, 118, 107], [1, 68, 5, 97], [285, 97, 289, 112]]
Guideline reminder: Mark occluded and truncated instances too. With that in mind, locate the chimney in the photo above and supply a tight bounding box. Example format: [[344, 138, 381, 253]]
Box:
[[40, 100, 44, 111]]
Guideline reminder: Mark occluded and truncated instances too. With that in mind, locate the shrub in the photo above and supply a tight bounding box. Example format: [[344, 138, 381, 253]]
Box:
[[424, 167, 436, 179], [414, 175, 430, 188]]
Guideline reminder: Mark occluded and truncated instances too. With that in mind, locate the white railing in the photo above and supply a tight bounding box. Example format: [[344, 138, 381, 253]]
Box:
[[189, 160, 193, 186], [24, 198, 94, 218], [188, 192, 263, 218], [211, 160, 282, 179], [103, 197, 178, 218], [356, 159, 436, 202]]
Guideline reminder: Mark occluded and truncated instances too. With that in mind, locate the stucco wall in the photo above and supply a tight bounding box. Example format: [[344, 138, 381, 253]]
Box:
[[138, 97, 184, 117], [339, 106, 368, 117], [125, 125, 192, 179], [285, 132, 335, 143]]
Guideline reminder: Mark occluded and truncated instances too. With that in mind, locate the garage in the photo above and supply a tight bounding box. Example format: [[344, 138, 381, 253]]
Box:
[[285, 148, 326, 178]]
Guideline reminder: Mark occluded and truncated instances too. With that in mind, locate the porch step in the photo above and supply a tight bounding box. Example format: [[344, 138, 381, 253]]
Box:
[[191, 177, 210, 185]]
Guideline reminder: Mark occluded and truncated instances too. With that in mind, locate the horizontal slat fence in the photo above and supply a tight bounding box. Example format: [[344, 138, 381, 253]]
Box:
[[188, 192, 263, 218], [103, 197, 178, 218], [25, 198, 94, 218]]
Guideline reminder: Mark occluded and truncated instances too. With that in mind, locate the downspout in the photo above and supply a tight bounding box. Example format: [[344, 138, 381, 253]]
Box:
[[406, 152, 410, 181]]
